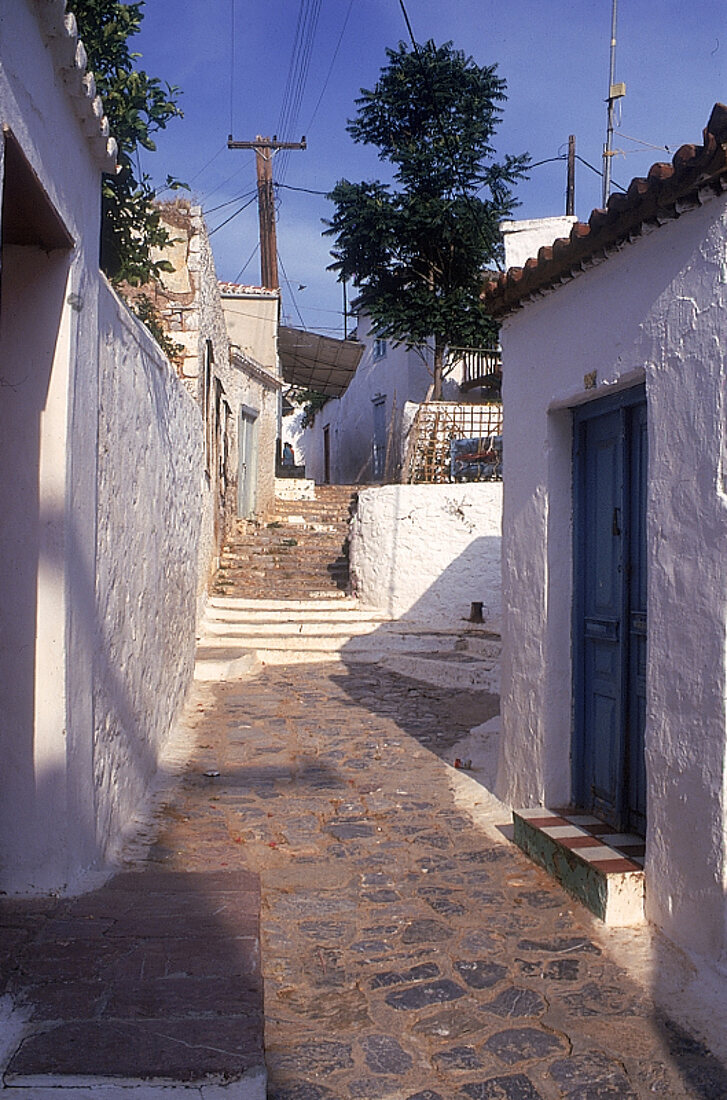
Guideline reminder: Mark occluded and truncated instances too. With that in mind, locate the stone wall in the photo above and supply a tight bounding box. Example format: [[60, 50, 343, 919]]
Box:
[[350, 483, 502, 626], [94, 281, 203, 862]]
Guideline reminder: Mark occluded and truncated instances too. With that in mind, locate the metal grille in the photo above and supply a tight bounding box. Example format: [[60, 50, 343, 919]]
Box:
[[402, 402, 503, 484]]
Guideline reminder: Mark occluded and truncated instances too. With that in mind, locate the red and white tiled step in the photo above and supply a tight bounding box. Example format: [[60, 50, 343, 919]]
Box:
[[512, 807, 645, 926]]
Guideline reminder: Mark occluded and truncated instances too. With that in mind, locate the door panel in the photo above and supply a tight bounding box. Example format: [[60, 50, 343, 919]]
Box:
[[238, 410, 258, 519], [577, 407, 625, 827], [573, 387, 647, 835]]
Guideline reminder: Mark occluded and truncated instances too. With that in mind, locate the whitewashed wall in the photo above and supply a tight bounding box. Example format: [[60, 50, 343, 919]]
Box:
[[0, 0, 112, 893], [499, 198, 727, 970], [94, 283, 203, 862], [350, 483, 502, 626], [303, 312, 439, 484]]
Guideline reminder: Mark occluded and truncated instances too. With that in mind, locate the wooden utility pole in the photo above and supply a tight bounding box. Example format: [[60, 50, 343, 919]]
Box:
[[227, 134, 306, 289], [566, 134, 576, 216]]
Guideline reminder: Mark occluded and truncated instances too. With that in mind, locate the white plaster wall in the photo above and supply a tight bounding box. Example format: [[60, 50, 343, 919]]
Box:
[[221, 289, 280, 372], [501, 216, 578, 269], [94, 282, 203, 863], [303, 312, 434, 484], [499, 197, 727, 969], [0, 0, 108, 892], [350, 483, 502, 625]]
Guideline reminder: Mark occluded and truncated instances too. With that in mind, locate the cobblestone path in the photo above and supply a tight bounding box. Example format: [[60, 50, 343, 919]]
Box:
[[145, 660, 727, 1100]]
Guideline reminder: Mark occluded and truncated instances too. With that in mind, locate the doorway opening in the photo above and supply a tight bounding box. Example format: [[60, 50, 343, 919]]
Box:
[[572, 385, 647, 836]]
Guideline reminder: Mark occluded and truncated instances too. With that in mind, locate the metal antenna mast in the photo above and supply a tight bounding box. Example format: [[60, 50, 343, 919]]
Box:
[[602, 0, 625, 207]]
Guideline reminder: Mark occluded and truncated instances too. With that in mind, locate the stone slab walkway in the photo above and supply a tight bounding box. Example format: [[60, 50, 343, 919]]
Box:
[[3, 657, 727, 1096], [136, 661, 727, 1098]]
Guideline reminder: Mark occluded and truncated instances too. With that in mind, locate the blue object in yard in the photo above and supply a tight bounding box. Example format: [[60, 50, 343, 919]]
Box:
[[450, 435, 502, 481]]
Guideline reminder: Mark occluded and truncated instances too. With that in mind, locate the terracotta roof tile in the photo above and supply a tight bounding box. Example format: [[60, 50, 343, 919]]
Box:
[[483, 102, 727, 317]]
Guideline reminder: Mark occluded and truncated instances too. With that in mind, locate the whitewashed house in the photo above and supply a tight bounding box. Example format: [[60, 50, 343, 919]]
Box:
[[301, 309, 435, 484], [484, 103, 727, 969]]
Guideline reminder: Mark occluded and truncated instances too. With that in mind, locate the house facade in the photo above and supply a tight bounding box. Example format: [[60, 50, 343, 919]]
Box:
[[301, 310, 438, 484], [484, 104, 727, 969], [219, 283, 282, 519]]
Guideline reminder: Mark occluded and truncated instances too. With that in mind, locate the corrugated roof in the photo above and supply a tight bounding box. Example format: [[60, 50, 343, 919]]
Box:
[[32, 0, 117, 171], [279, 327, 364, 398], [483, 103, 727, 318]]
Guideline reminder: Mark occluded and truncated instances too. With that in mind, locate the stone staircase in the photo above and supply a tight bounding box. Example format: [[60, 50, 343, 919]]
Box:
[[213, 485, 357, 601], [195, 484, 501, 687]]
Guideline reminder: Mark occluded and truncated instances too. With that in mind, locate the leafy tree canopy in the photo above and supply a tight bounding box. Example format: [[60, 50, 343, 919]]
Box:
[[325, 40, 529, 398], [69, 0, 184, 284]]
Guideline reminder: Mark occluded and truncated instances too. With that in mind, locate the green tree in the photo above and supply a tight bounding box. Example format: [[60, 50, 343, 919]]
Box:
[[325, 40, 528, 399], [69, 0, 184, 284]]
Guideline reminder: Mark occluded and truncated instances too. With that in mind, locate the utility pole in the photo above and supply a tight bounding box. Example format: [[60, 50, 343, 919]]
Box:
[[566, 134, 576, 216], [602, 0, 625, 207], [227, 134, 306, 289]]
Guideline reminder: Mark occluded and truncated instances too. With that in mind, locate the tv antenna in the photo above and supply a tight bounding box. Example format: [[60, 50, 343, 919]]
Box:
[[602, 0, 626, 207]]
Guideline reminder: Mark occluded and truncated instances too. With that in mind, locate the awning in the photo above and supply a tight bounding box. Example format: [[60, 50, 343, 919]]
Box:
[[279, 326, 364, 397]]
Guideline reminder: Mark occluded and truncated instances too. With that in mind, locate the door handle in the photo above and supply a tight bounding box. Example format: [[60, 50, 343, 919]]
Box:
[[612, 507, 621, 536]]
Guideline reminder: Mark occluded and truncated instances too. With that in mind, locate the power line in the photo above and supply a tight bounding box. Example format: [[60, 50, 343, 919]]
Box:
[[305, 0, 354, 134], [395, 0, 512, 267], [234, 243, 259, 282], [203, 187, 258, 217], [277, 0, 322, 181], [229, 0, 236, 137], [209, 194, 257, 236], [276, 182, 328, 196], [278, 250, 307, 329]]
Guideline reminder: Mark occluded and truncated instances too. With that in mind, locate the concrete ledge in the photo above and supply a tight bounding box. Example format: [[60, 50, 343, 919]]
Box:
[[513, 808, 645, 926], [194, 652, 260, 682]]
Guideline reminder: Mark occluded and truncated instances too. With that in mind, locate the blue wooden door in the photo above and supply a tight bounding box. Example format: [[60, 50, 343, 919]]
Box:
[[573, 387, 647, 834]]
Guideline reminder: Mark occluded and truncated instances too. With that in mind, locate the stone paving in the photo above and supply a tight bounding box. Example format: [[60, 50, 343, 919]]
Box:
[[141, 659, 727, 1099]]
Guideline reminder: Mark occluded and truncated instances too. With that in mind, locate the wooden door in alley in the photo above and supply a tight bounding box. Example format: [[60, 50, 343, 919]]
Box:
[[238, 407, 258, 518], [572, 385, 647, 835]]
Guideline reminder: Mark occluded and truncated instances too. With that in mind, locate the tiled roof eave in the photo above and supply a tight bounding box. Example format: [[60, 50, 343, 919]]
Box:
[[32, 0, 118, 172], [484, 103, 727, 319]]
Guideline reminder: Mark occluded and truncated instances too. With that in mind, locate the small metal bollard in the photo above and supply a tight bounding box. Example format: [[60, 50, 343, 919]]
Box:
[[468, 601, 484, 623]]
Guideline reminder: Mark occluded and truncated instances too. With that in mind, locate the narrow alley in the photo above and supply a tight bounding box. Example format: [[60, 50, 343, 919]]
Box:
[[2, 488, 727, 1098]]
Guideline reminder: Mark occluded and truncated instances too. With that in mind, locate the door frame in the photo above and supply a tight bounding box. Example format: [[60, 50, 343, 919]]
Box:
[[571, 383, 647, 833]]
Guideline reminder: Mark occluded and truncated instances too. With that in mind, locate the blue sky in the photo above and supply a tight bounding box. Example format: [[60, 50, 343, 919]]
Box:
[[135, 1, 726, 335]]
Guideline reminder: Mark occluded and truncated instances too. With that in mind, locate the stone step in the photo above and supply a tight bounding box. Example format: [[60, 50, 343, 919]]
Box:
[[2, 870, 266, 1097], [512, 808, 645, 926], [202, 618, 388, 639]]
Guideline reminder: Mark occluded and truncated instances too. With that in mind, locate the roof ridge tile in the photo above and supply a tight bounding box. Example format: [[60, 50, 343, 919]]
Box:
[[484, 101, 727, 316], [32, 0, 117, 172]]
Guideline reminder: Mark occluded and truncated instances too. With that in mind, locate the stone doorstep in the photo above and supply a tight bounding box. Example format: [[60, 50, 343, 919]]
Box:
[[1, 871, 265, 1097], [512, 808, 645, 926], [3, 1067, 266, 1098]]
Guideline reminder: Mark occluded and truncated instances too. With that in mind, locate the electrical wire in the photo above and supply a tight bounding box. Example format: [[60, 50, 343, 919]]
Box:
[[199, 167, 255, 206], [234, 243, 260, 282], [230, 0, 236, 137], [614, 131, 671, 154], [203, 187, 258, 217], [305, 0, 354, 134], [276, 0, 322, 181], [278, 250, 307, 329], [575, 154, 627, 192], [395, 0, 511, 267], [276, 182, 328, 196], [209, 194, 257, 236]]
